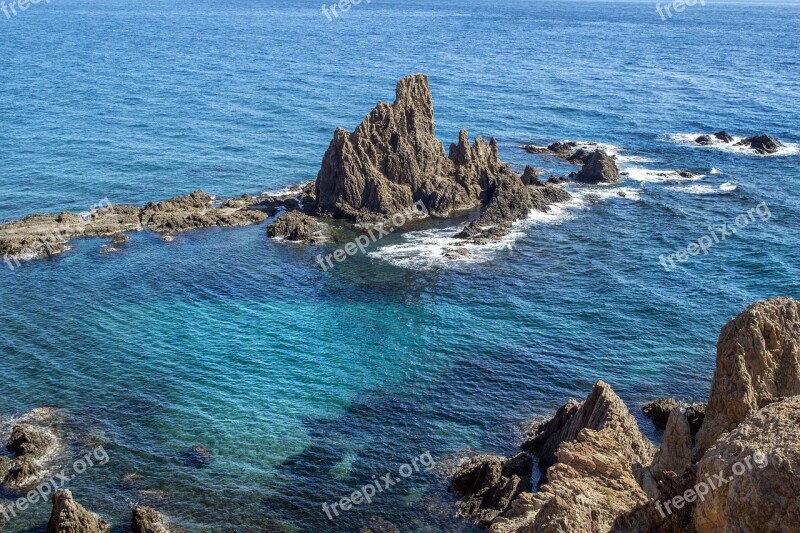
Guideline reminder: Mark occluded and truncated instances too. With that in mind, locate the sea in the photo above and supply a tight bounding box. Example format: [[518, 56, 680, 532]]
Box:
[[1, 0, 799, 531]]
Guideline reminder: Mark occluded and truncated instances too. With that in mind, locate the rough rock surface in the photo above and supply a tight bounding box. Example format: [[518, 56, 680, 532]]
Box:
[[462, 382, 655, 533], [521, 399, 581, 481], [0, 191, 268, 262], [642, 398, 680, 430], [46, 489, 110, 533], [132, 505, 175, 533], [455, 174, 570, 244], [313, 74, 513, 221], [574, 149, 620, 184], [650, 409, 693, 482], [714, 131, 734, 143], [735, 134, 783, 154], [520, 166, 543, 186], [695, 297, 800, 456], [267, 211, 325, 243], [1, 407, 61, 490], [695, 396, 800, 533], [611, 466, 698, 533], [449, 452, 533, 527]]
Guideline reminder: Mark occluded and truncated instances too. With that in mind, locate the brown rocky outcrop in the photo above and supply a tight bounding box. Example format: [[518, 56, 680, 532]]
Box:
[[132, 505, 176, 533], [46, 489, 110, 533], [1, 407, 61, 490], [313, 75, 501, 221], [267, 211, 325, 243], [449, 452, 533, 527], [455, 174, 570, 244], [695, 298, 800, 457], [695, 396, 800, 532], [650, 409, 693, 482], [574, 149, 620, 184], [0, 191, 268, 263]]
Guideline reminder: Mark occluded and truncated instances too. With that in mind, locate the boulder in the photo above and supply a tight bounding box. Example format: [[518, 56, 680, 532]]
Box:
[[695, 298, 800, 457], [449, 452, 533, 527], [695, 396, 800, 533], [642, 398, 680, 431], [132, 505, 176, 533], [312, 74, 507, 221], [2, 407, 61, 490], [574, 149, 620, 184], [695, 135, 714, 145], [735, 134, 783, 154], [46, 489, 110, 533], [650, 409, 693, 482], [714, 131, 734, 143], [267, 211, 324, 243], [520, 166, 543, 186]]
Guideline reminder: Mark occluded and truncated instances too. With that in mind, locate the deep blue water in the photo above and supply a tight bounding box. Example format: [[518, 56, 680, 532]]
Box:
[[1, 0, 799, 531]]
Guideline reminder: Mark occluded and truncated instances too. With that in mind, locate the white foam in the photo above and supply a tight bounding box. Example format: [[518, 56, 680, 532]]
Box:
[[710, 167, 722, 175], [670, 133, 800, 157], [671, 182, 738, 195], [261, 184, 306, 197], [369, 185, 640, 270], [624, 167, 705, 183]]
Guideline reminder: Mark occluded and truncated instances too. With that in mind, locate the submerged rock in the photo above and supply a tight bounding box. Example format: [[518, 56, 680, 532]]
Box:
[[574, 149, 620, 184], [46, 489, 110, 533], [695, 297, 800, 457], [181, 445, 214, 468]]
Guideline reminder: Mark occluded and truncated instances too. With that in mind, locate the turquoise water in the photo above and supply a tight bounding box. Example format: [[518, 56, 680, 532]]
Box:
[[1, 0, 799, 531]]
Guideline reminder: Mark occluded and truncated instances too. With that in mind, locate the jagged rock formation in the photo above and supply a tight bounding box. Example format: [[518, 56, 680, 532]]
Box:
[[520, 165, 542, 186], [449, 452, 533, 526], [46, 489, 110, 533], [311, 74, 570, 242], [455, 174, 570, 244], [650, 409, 693, 482], [453, 382, 655, 532], [574, 149, 620, 184], [1, 407, 61, 490], [735, 134, 783, 154], [132, 505, 176, 533], [313, 75, 502, 221], [611, 466, 698, 533], [267, 211, 325, 243], [0, 191, 268, 262], [695, 298, 800, 457], [695, 396, 800, 532]]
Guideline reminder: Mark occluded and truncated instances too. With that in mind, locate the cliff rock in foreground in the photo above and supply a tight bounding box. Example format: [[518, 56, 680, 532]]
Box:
[[46, 490, 110, 533], [695, 297, 800, 456]]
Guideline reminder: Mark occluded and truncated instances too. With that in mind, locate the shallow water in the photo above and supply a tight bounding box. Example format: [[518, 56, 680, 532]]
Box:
[[1, 0, 799, 531]]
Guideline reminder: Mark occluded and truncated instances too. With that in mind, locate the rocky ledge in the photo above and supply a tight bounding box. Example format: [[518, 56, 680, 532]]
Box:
[[694, 131, 784, 154], [450, 297, 800, 532], [0, 190, 268, 263], [522, 141, 621, 185], [1, 407, 62, 491]]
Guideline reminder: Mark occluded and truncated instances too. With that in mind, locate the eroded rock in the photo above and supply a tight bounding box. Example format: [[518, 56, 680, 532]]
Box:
[[132, 505, 176, 533], [267, 211, 325, 243], [695, 297, 800, 457], [735, 134, 783, 154], [574, 149, 620, 184], [46, 489, 110, 533], [642, 398, 680, 431], [695, 396, 800, 533]]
